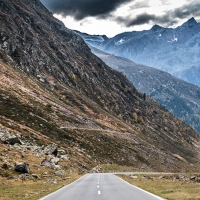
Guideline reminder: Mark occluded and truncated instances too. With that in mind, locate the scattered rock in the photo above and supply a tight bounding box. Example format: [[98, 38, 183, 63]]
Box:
[[2, 163, 9, 170], [58, 149, 66, 155], [44, 144, 58, 156], [60, 155, 69, 161], [130, 175, 138, 179], [32, 174, 41, 179], [41, 156, 62, 170], [4, 137, 22, 145], [55, 170, 66, 177], [41, 156, 51, 167], [19, 173, 30, 180], [50, 179, 57, 185], [190, 176, 196, 180], [90, 165, 104, 173], [51, 165, 62, 170], [14, 162, 30, 174], [51, 157, 60, 165]]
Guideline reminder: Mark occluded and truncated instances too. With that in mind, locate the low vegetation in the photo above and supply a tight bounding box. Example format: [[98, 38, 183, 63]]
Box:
[[118, 174, 200, 200], [0, 173, 82, 200]]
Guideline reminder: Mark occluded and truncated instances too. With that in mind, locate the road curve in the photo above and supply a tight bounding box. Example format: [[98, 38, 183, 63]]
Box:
[[40, 173, 165, 200]]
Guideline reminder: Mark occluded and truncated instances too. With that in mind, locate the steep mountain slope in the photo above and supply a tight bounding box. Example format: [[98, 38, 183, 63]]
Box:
[[0, 0, 200, 173], [75, 18, 200, 87], [90, 46, 200, 133]]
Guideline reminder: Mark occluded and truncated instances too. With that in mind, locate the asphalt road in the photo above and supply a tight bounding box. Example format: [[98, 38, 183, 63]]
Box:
[[40, 173, 164, 200]]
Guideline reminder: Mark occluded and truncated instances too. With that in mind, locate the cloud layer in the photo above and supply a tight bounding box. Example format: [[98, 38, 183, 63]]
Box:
[[41, 0, 133, 20], [117, 1, 200, 27]]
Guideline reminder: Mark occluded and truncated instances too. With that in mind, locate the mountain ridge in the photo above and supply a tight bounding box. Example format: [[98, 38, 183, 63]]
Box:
[[89, 45, 200, 133], [75, 17, 200, 87]]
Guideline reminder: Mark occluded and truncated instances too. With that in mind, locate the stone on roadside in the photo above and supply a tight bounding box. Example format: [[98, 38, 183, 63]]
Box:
[[55, 170, 66, 177], [14, 162, 30, 174], [32, 174, 41, 179], [4, 137, 22, 145], [60, 155, 69, 161], [44, 144, 58, 156]]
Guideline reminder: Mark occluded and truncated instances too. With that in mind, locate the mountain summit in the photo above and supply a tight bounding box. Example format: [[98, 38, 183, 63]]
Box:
[[182, 17, 197, 27], [150, 24, 163, 31], [80, 17, 200, 87], [0, 0, 200, 172]]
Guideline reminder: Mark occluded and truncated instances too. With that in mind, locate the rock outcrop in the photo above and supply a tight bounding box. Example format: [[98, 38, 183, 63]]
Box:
[[14, 162, 30, 174]]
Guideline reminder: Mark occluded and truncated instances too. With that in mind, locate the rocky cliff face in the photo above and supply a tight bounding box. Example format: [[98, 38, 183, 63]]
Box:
[[0, 0, 200, 173]]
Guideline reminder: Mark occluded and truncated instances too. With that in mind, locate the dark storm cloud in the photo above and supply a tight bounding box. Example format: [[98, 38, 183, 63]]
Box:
[[40, 0, 133, 20], [117, 13, 156, 27], [127, 13, 156, 26], [172, 1, 200, 19], [116, 1, 200, 28]]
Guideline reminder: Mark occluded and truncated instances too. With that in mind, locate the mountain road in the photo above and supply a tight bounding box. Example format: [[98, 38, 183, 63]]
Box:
[[40, 173, 165, 200]]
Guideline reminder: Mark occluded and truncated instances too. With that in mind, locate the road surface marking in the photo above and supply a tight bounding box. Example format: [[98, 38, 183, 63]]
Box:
[[98, 191, 101, 195], [97, 185, 99, 188]]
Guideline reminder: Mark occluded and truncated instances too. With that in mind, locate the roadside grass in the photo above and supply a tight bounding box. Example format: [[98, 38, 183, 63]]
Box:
[[101, 164, 146, 172], [118, 174, 200, 200], [0, 144, 83, 200], [0, 173, 82, 200]]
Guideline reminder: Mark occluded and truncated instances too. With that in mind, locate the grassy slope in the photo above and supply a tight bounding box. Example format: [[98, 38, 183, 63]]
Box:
[[118, 174, 200, 200]]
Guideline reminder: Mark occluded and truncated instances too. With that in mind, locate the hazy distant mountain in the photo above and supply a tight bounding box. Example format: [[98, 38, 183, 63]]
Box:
[[90, 46, 200, 133], [75, 18, 200, 87]]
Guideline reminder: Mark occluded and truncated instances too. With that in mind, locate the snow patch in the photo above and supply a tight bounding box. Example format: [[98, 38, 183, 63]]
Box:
[[115, 38, 125, 45], [167, 36, 178, 43]]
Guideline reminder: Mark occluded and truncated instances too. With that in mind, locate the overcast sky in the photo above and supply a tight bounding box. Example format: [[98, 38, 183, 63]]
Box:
[[40, 0, 200, 37]]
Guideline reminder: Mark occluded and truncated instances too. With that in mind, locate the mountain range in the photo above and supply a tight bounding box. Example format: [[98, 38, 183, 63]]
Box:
[[74, 17, 200, 87], [0, 0, 200, 173], [90, 46, 200, 133]]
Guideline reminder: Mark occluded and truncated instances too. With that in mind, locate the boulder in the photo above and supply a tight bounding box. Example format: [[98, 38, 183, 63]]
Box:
[[44, 144, 58, 156], [55, 170, 66, 177], [60, 155, 69, 161], [58, 149, 66, 155], [51, 157, 60, 165], [2, 163, 9, 170], [41, 156, 61, 170], [19, 173, 30, 180], [14, 162, 30, 174], [51, 164, 62, 170], [4, 137, 22, 145], [32, 174, 41, 179], [41, 156, 52, 167]]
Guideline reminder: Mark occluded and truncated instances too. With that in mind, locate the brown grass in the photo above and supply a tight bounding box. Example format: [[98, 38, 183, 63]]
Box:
[[0, 173, 82, 200], [118, 174, 200, 200]]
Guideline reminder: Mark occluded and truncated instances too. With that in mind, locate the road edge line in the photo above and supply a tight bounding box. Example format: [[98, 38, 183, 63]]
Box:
[[39, 174, 88, 200], [115, 175, 166, 200]]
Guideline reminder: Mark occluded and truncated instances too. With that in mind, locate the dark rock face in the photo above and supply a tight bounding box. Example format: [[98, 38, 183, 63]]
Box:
[[4, 137, 22, 145], [14, 162, 30, 174], [0, 0, 142, 121]]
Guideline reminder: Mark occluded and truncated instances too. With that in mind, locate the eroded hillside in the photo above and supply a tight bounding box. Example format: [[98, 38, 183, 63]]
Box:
[[0, 0, 200, 173]]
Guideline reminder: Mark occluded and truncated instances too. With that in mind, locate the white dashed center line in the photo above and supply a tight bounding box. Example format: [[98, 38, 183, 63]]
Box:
[[98, 190, 101, 195]]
